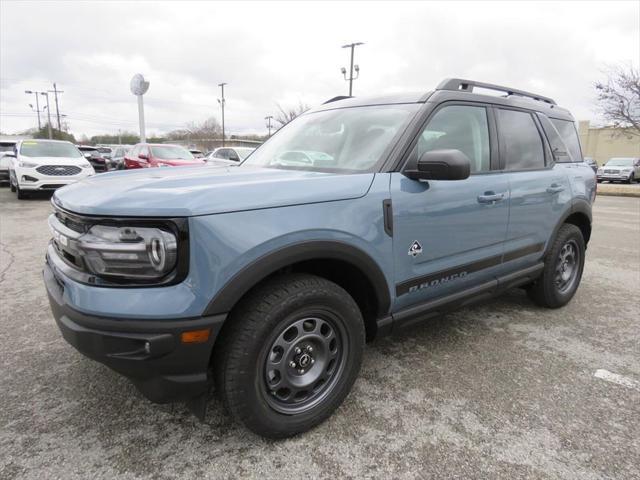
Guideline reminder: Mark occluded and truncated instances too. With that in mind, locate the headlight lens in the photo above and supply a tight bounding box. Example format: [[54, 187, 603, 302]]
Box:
[[77, 225, 178, 280], [80, 163, 92, 168], [19, 160, 38, 168]]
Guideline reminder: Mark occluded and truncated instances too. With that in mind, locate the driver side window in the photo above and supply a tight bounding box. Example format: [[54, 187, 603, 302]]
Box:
[[413, 105, 490, 173]]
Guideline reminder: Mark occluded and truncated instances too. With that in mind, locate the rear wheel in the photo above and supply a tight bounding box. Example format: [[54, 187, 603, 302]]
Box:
[[214, 273, 365, 438], [527, 224, 585, 308]]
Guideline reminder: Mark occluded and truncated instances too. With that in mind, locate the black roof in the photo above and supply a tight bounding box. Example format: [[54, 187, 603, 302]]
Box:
[[312, 78, 573, 121]]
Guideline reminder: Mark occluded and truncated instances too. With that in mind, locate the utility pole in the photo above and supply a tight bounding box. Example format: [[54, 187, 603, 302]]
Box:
[[25, 90, 42, 129], [218, 83, 227, 147], [341, 42, 364, 96], [118, 129, 122, 145], [49, 83, 64, 131], [40, 92, 53, 139], [265, 115, 274, 137]]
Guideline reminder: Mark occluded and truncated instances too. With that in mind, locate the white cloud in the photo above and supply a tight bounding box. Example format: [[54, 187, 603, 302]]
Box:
[[1, 0, 638, 137]]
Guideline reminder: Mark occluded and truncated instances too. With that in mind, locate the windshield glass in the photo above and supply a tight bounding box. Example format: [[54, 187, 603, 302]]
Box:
[[236, 147, 255, 160], [242, 104, 420, 172], [151, 145, 194, 160], [606, 158, 634, 166], [20, 141, 82, 158], [0, 143, 15, 152]]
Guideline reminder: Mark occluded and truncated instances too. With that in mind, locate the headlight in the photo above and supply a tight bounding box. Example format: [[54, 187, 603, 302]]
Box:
[[19, 160, 38, 168], [80, 163, 92, 168], [77, 225, 178, 280], [622, 168, 633, 172]]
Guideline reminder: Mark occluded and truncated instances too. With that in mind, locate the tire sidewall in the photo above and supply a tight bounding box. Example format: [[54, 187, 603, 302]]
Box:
[[542, 225, 586, 306], [226, 279, 364, 436]]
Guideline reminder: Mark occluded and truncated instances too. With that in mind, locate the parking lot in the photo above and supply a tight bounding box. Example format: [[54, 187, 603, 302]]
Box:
[[0, 189, 638, 480]]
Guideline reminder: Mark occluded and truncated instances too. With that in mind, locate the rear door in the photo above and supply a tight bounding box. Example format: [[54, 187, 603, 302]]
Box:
[[497, 108, 571, 272], [390, 103, 510, 310]]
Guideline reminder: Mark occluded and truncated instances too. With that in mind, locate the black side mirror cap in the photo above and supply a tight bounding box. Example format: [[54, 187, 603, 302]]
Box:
[[404, 149, 471, 181]]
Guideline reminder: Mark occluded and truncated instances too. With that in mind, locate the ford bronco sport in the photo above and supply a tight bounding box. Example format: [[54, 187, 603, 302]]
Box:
[[44, 79, 595, 438]]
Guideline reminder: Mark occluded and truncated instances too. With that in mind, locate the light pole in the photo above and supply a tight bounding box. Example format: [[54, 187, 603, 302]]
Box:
[[265, 115, 274, 137], [24, 90, 42, 129], [218, 83, 227, 147], [40, 92, 53, 139], [130, 74, 150, 143], [341, 42, 364, 96], [48, 83, 64, 131]]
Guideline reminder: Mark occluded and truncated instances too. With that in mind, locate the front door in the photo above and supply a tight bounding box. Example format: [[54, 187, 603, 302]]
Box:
[[391, 104, 510, 311]]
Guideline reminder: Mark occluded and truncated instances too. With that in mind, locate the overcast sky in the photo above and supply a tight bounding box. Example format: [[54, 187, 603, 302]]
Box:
[[1, 1, 638, 138]]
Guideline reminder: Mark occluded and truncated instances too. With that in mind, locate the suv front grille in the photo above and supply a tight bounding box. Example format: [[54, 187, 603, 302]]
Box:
[[604, 169, 619, 174], [36, 165, 82, 176]]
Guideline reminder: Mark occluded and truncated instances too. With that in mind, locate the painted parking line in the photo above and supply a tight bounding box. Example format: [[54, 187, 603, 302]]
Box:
[[594, 369, 640, 391]]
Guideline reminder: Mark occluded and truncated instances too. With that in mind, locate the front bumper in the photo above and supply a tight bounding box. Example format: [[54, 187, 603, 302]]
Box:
[[44, 258, 226, 403], [597, 172, 632, 181], [15, 167, 94, 190]]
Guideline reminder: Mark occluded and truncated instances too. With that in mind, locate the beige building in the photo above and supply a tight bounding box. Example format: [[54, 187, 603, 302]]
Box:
[[578, 121, 639, 166]]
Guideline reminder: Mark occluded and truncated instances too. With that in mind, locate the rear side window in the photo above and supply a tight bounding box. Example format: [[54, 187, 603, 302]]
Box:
[[414, 105, 490, 173], [551, 119, 583, 162], [537, 114, 572, 163], [497, 109, 545, 170]]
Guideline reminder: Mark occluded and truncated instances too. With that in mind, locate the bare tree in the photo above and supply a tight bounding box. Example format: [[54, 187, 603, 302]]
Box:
[[595, 64, 640, 137], [274, 101, 310, 127], [166, 117, 222, 142]]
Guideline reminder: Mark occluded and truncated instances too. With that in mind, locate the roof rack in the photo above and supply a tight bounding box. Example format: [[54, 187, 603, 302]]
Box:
[[323, 95, 352, 104], [436, 78, 557, 105]]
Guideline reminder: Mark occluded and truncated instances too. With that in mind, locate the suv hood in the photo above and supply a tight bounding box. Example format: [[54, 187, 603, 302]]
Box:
[[53, 165, 375, 217], [20, 156, 87, 166]]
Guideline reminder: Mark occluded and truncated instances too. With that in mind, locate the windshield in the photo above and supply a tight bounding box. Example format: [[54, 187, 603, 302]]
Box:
[[606, 158, 635, 166], [20, 141, 83, 158], [0, 143, 15, 152], [242, 104, 420, 172], [236, 148, 255, 160], [151, 145, 194, 160]]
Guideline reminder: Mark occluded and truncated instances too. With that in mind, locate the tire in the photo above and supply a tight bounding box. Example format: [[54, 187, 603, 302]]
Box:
[[527, 224, 585, 308], [627, 174, 634, 184], [10, 179, 16, 192], [214, 273, 365, 438], [16, 183, 27, 199]]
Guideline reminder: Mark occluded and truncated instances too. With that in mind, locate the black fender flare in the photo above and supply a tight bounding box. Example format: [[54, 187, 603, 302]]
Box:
[[546, 199, 592, 255], [203, 240, 392, 317]]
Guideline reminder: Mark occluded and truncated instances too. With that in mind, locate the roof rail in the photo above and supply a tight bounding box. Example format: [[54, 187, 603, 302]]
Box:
[[323, 95, 352, 104], [436, 78, 557, 105]]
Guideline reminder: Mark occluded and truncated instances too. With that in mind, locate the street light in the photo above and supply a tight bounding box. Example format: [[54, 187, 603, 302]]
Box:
[[265, 115, 274, 137], [40, 92, 53, 139], [341, 42, 364, 96], [24, 90, 42, 129], [218, 83, 227, 147]]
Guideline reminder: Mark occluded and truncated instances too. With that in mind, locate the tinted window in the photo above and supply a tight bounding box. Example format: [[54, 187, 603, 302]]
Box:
[[537, 114, 572, 163], [413, 105, 490, 173], [215, 149, 230, 159], [497, 109, 544, 170], [551, 119, 582, 162]]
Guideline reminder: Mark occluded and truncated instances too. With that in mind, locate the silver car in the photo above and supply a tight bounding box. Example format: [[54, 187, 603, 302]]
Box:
[[597, 157, 640, 183]]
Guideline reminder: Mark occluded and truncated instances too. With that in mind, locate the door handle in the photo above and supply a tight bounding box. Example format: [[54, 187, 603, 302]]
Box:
[[477, 192, 505, 204], [546, 183, 565, 194]]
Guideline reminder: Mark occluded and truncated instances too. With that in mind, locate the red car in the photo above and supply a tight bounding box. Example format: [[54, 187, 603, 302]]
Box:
[[124, 143, 206, 169]]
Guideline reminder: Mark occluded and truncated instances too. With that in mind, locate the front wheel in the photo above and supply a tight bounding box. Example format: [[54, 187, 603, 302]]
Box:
[[527, 224, 585, 308], [16, 183, 27, 199], [214, 273, 365, 438]]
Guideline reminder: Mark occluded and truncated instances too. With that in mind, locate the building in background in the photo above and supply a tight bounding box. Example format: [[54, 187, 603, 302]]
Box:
[[578, 121, 639, 166]]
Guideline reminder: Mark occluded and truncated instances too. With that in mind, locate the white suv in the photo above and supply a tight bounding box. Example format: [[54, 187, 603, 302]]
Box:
[[8, 139, 95, 199]]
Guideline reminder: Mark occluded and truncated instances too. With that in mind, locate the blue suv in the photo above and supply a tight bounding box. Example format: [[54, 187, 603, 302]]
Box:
[[44, 79, 596, 438]]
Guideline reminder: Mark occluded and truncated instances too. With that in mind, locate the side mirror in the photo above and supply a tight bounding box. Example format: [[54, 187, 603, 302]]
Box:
[[84, 153, 92, 158], [229, 153, 240, 162], [138, 153, 149, 160], [404, 149, 471, 181]]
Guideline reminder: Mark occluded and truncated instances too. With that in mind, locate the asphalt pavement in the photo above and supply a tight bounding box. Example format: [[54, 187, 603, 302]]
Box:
[[0, 188, 638, 480]]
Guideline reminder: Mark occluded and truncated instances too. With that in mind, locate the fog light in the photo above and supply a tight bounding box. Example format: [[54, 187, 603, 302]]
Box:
[[22, 175, 38, 182], [181, 329, 210, 344]]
